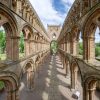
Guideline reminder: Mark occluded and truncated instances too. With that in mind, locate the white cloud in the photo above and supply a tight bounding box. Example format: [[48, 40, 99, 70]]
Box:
[[61, 0, 75, 11], [29, 0, 67, 29], [61, 0, 74, 4]]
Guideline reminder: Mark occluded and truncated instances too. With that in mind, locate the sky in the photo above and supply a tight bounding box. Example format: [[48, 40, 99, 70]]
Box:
[[29, 0, 99, 42], [29, 0, 74, 29]]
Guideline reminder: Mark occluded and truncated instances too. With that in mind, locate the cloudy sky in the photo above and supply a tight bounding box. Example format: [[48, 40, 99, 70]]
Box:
[[29, 0, 74, 29], [29, 0, 100, 42]]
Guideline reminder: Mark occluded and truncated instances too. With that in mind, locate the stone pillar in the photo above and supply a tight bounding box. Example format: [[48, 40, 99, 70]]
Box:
[[67, 41, 70, 53], [27, 69, 34, 90], [29, 40, 35, 54], [74, 69, 78, 89], [24, 39, 29, 56], [73, 40, 78, 56], [16, 0, 22, 15], [11, 36, 19, 60], [83, 36, 95, 61], [88, 37, 95, 61], [71, 67, 78, 89], [6, 36, 19, 61], [89, 89, 95, 100], [6, 36, 12, 60], [66, 61, 70, 76]]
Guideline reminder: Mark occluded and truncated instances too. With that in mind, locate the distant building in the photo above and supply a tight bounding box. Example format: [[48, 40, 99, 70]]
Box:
[[47, 25, 61, 41]]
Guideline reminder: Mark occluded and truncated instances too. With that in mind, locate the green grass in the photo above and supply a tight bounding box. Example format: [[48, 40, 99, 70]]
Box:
[[0, 53, 25, 60], [19, 53, 25, 58], [0, 54, 6, 60]]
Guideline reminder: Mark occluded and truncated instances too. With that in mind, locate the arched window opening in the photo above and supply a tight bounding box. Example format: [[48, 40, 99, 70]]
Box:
[[95, 27, 100, 61]]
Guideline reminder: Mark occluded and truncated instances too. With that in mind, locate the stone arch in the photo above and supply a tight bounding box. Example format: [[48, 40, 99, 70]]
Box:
[[82, 7, 100, 61], [70, 60, 82, 89], [21, 24, 34, 56], [0, 4, 19, 60], [21, 60, 35, 90], [22, 24, 34, 39], [83, 75, 100, 100], [22, 59, 34, 73], [0, 72, 19, 100], [35, 55, 41, 72]]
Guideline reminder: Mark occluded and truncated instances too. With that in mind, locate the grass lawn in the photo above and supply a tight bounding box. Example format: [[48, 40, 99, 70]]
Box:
[[0, 53, 25, 60]]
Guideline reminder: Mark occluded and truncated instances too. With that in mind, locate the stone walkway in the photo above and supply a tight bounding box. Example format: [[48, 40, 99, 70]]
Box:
[[19, 55, 77, 100]]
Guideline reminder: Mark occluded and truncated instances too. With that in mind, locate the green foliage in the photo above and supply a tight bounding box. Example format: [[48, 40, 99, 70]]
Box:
[[50, 40, 58, 54], [19, 32, 24, 53], [95, 45, 100, 57], [0, 81, 5, 90], [79, 42, 100, 57], [79, 42, 83, 55], [0, 30, 6, 54]]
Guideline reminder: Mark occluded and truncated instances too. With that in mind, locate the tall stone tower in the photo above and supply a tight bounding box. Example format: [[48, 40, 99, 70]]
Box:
[[47, 25, 61, 41]]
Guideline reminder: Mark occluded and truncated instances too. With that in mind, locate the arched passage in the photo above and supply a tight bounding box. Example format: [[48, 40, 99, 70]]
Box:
[[83, 8, 100, 61], [0, 5, 19, 61]]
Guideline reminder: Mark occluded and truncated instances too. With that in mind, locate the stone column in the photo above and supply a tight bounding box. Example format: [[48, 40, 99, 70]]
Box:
[[29, 40, 35, 54], [6, 36, 12, 60], [12, 36, 19, 60], [24, 39, 29, 56], [16, 0, 22, 15], [66, 61, 70, 76], [83, 36, 95, 61], [88, 37, 95, 61], [73, 40, 78, 56], [89, 89, 95, 100], [71, 67, 78, 89], [74, 68, 78, 89], [67, 40, 70, 53]]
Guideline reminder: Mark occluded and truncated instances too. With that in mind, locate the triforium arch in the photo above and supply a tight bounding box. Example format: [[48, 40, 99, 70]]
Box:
[[83, 75, 100, 100], [0, 72, 19, 100], [0, 4, 19, 61], [21, 24, 34, 56], [82, 7, 100, 61], [70, 60, 82, 90], [22, 59, 35, 90]]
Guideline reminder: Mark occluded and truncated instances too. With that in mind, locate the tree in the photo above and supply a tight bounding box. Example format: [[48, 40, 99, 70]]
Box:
[[0, 30, 6, 54], [19, 32, 24, 53]]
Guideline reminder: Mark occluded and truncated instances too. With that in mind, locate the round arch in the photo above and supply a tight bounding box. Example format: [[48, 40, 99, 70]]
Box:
[[20, 59, 35, 90], [70, 60, 83, 89], [0, 4, 19, 60], [83, 75, 100, 100], [0, 72, 19, 100], [82, 7, 100, 61]]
